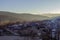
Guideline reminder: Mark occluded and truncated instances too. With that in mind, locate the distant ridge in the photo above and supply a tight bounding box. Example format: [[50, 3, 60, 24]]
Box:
[[42, 14, 60, 17], [1, 11, 60, 25], [0, 11, 49, 25]]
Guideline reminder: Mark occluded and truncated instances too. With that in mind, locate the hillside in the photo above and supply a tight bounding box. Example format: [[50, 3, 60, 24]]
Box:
[[0, 11, 49, 22]]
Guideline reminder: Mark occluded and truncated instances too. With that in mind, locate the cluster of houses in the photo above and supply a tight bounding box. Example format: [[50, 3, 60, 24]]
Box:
[[0, 17, 60, 40]]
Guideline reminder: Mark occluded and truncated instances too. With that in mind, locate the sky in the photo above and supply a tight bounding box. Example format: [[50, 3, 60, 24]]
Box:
[[0, 0, 60, 14]]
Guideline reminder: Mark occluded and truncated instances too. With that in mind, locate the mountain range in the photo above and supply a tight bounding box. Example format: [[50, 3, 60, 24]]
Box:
[[0, 11, 49, 23], [0, 11, 60, 25]]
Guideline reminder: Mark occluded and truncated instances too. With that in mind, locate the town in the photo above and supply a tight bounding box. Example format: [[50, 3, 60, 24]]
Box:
[[0, 17, 60, 40]]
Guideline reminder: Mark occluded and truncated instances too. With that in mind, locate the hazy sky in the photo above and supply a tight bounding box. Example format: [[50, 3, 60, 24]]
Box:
[[0, 0, 60, 14]]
